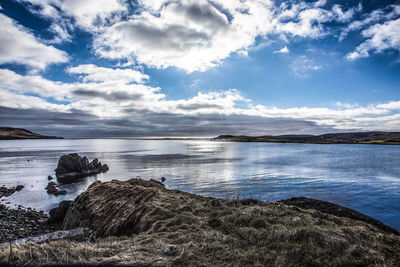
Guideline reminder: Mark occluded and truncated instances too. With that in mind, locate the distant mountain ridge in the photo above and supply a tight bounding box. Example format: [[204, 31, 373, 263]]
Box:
[[214, 132, 400, 145], [0, 127, 63, 140]]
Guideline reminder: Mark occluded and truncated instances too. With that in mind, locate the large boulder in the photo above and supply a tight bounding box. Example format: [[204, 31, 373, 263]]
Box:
[[55, 153, 108, 183]]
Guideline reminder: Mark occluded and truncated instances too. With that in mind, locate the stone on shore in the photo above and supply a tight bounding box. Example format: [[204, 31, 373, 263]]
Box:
[[55, 153, 109, 183], [0, 185, 24, 198], [0, 205, 58, 243]]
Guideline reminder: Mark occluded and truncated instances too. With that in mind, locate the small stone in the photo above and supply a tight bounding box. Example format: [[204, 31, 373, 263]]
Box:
[[164, 246, 177, 256], [15, 185, 24, 191], [161, 177, 166, 183], [48, 175, 54, 180]]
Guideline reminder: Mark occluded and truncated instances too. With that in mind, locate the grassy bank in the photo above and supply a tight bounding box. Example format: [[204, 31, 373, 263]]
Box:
[[2, 179, 399, 266]]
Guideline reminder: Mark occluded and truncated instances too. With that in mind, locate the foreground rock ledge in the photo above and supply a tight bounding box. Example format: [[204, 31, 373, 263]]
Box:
[[2, 179, 400, 266]]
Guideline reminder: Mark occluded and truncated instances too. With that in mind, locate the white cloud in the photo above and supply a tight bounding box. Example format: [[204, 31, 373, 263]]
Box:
[[47, 22, 73, 44], [67, 64, 149, 83], [377, 101, 400, 110], [342, 5, 400, 60], [93, 0, 356, 72], [15, 0, 363, 71], [290, 56, 321, 77], [346, 18, 400, 61], [94, 0, 275, 72], [274, 46, 289, 54], [0, 88, 67, 111], [55, 0, 126, 31], [340, 5, 400, 41], [273, 1, 359, 39], [0, 14, 68, 69], [20, 0, 127, 31]]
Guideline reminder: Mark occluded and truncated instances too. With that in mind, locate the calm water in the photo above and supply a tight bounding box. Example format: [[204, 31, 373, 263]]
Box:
[[0, 139, 399, 230]]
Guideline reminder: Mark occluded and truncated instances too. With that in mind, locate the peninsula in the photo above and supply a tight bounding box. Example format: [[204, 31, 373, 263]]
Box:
[[0, 127, 63, 140], [214, 131, 400, 145]]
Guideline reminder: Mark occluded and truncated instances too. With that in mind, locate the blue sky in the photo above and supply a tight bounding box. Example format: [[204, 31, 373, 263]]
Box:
[[0, 0, 399, 137]]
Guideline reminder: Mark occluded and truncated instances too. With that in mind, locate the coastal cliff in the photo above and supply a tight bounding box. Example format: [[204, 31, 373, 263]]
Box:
[[0, 127, 63, 140], [2, 178, 399, 266]]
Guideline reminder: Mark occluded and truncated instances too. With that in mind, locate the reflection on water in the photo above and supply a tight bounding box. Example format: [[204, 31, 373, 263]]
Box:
[[0, 139, 399, 230]]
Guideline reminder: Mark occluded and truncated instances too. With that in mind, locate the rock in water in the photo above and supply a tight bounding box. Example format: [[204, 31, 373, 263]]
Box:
[[45, 182, 66, 196], [55, 153, 109, 183], [15, 185, 24, 191]]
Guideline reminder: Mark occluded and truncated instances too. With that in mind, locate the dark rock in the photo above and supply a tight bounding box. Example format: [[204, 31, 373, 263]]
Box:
[[15, 185, 24, 191], [161, 177, 166, 182], [0, 186, 18, 198], [47, 186, 58, 194], [46, 182, 67, 196], [47, 181, 57, 187], [48, 175, 54, 180], [55, 153, 109, 183], [49, 200, 73, 224], [53, 190, 67, 195]]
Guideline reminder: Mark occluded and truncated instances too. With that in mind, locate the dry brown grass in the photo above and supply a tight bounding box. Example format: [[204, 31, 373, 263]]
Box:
[[2, 179, 400, 266]]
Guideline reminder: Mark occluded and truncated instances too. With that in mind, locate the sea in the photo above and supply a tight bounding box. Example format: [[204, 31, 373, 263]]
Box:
[[0, 138, 399, 230]]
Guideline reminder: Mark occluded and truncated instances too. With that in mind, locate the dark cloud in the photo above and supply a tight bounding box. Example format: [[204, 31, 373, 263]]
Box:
[[179, 1, 228, 29], [0, 106, 340, 138], [115, 22, 210, 50], [175, 103, 222, 110], [73, 89, 143, 101]]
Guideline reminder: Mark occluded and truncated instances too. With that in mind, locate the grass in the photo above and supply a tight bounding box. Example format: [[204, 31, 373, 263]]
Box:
[[1, 179, 400, 266]]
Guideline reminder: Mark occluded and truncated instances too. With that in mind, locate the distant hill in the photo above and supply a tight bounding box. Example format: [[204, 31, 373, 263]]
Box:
[[0, 127, 63, 140], [213, 132, 400, 145]]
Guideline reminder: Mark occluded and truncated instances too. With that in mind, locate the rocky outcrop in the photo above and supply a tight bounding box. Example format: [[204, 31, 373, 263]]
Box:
[[45, 181, 67, 196], [55, 153, 108, 183], [61, 179, 165, 236], [0, 185, 24, 198], [3, 179, 400, 266]]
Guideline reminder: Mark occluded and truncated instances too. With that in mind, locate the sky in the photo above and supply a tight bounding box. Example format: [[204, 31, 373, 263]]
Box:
[[0, 0, 399, 137]]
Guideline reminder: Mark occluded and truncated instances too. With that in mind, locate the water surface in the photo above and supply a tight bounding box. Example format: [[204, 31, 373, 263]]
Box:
[[0, 139, 399, 230]]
